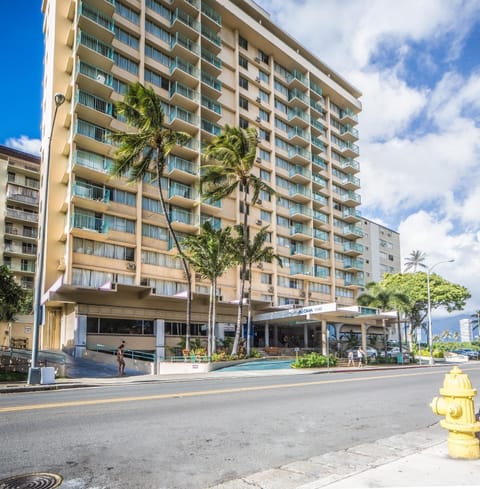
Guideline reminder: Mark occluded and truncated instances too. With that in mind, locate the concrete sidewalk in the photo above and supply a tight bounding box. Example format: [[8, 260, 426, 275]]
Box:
[[206, 424, 480, 489]]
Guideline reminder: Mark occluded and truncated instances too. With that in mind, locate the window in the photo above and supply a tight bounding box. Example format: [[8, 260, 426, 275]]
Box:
[[145, 44, 171, 67], [274, 79, 289, 97], [114, 26, 139, 49], [113, 77, 128, 95], [274, 98, 288, 114], [145, 19, 171, 44], [239, 117, 249, 129], [259, 108, 270, 122], [259, 69, 269, 83], [239, 35, 248, 50], [113, 52, 139, 75], [261, 273, 272, 285], [260, 169, 271, 182], [145, 68, 169, 91], [116, 2, 140, 24], [239, 54, 248, 69], [258, 89, 269, 103], [239, 75, 248, 90], [259, 148, 270, 161], [239, 95, 249, 110], [260, 210, 271, 222], [259, 128, 270, 142], [258, 50, 269, 64]]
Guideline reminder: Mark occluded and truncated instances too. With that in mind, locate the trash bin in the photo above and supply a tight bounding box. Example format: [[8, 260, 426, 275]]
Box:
[[397, 353, 403, 365]]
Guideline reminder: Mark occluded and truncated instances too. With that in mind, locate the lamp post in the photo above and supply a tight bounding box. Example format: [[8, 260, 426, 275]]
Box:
[[427, 258, 455, 366], [28, 93, 65, 385]]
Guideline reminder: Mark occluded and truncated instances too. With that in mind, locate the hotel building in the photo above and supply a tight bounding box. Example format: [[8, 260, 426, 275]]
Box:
[[40, 0, 385, 359], [0, 145, 40, 349]]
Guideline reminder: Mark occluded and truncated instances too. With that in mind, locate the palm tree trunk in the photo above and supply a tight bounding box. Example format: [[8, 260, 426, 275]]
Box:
[[155, 150, 191, 351], [246, 263, 253, 357], [232, 187, 249, 355], [207, 282, 214, 358], [212, 276, 217, 355], [397, 312, 403, 354]]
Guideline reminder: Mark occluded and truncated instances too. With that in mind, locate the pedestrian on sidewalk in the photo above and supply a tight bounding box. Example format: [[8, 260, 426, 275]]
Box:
[[347, 350, 355, 367], [357, 348, 365, 368], [117, 342, 126, 376]]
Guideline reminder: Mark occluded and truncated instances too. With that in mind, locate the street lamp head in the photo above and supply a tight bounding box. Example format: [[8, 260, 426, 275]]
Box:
[[54, 93, 65, 106]]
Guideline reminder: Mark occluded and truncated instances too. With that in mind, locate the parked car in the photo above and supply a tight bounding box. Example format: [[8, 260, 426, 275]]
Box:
[[380, 347, 411, 360], [346, 346, 377, 360], [451, 349, 479, 360]]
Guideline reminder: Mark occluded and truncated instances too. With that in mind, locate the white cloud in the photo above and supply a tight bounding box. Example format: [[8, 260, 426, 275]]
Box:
[[4, 136, 41, 155]]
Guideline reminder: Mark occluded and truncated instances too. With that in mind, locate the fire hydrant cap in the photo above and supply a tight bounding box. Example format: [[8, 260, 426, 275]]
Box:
[[439, 366, 477, 398]]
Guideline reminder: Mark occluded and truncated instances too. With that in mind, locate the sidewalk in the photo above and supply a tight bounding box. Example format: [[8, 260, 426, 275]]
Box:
[[206, 424, 480, 489]]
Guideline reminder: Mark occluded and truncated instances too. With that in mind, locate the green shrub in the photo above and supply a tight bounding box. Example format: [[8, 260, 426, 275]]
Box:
[[291, 352, 337, 368]]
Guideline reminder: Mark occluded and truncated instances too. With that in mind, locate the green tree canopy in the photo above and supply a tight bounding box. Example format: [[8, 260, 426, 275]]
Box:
[[380, 272, 471, 338], [0, 265, 26, 322]]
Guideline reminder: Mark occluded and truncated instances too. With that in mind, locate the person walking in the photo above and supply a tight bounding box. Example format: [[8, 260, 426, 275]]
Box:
[[116, 342, 126, 376], [357, 348, 364, 368], [347, 350, 355, 367]]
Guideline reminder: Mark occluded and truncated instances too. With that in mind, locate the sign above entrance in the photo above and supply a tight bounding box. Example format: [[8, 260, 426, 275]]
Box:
[[255, 302, 340, 322]]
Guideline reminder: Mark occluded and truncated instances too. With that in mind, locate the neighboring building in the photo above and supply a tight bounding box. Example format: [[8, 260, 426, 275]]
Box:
[[0, 145, 40, 349], [40, 0, 390, 359], [459, 318, 472, 342], [358, 218, 401, 285]]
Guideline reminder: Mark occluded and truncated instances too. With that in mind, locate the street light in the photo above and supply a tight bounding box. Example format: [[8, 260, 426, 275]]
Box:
[[28, 92, 65, 385], [427, 258, 455, 366]]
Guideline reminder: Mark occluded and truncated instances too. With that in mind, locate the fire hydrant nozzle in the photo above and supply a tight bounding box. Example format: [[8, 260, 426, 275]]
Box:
[[431, 366, 480, 459]]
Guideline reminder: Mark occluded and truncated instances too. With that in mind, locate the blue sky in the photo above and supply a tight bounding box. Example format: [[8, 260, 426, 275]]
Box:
[[1, 1, 480, 317]]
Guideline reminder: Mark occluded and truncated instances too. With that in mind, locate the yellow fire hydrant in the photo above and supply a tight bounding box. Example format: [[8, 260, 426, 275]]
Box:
[[430, 365, 480, 459]]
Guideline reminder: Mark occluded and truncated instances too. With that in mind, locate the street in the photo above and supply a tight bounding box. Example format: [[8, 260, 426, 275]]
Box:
[[2, 365, 480, 488]]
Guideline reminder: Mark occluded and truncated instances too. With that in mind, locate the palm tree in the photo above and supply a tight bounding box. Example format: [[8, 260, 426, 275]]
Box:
[[471, 310, 480, 339], [110, 82, 193, 349], [202, 125, 275, 355], [403, 250, 427, 272], [357, 283, 410, 357], [180, 222, 238, 357], [234, 225, 282, 356]]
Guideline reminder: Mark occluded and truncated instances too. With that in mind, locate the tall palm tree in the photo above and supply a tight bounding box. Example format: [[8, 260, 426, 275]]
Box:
[[234, 225, 282, 356], [110, 82, 193, 349], [403, 250, 427, 272], [180, 222, 238, 357], [202, 125, 275, 355], [471, 310, 480, 339], [357, 282, 410, 357]]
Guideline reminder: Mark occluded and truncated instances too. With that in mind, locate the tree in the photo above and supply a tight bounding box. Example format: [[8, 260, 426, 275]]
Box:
[[380, 272, 471, 348], [403, 250, 427, 272], [234, 225, 282, 356], [357, 283, 409, 356], [110, 82, 193, 349], [0, 265, 26, 348], [180, 222, 238, 357], [471, 310, 480, 339], [201, 125, 275, 355]]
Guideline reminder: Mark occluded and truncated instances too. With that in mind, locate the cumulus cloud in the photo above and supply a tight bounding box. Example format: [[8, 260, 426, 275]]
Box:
[[4, 136, 41, 155]]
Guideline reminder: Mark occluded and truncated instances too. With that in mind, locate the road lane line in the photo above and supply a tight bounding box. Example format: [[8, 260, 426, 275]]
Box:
[[0, 368, 462, 413]]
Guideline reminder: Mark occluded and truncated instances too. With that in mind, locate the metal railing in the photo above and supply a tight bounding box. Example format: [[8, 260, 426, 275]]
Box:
[[88, 344, 156, 362]]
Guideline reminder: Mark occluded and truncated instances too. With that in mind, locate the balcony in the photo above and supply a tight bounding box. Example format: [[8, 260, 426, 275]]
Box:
[[78, 1, 114, 42], [75, 119, 112, 153], [201, 118, 221, 137], [340, 125, 359, 141], [76, 89, 113, 126], [5, 208, 38, 223], [340, 158, 360, 173], [170, 32, 200, 63], [288, 127, 309, 145], [343, 242, 363, 255], [169, 81, 199, 111], [168, 181, 197, 207], [201, 24, 221, 52], [73, 181, 110, 204], [342, 207, 361, 223], [288, 88, 309, 109], [310, 118, 325, 135], [6, 190, 38, 207], [290, 244, 313, 259], [287, 69, 307, 89], [287, 107, 309, 126], [312, 210, 328, 225], [6, 262, 36, 274], [73, 149, 113, 182], [201, 70, 222, 97], [170, 57, 199, 86], [310, 80, 323, 97], [167, 155, 198, 184], [313, 229, 329, 242], [344, 276, 364, 287], [290, 263, 309, 276], [341, 174, 360, 190], [289, 165, 311, 184], [340, 191, 361, 205], [5, 226, 37, 241], [340, 141, 360, 158], [314, 247, 329, 261], [71, 212, 106, 234], [173, 137, 199, 158], [201, 47, 222, 76], [77, 31, 113, 71], [312, 174, 327, 189], [289, 184, 311, 203], [340, 108, 359, 124], [169, 207, 199, 232], [201, 94, 221, 120], [201, 3, 222, 30], [288, 146, 311, 165], [312, 155, 327, 171], [312, 192, 328, 207], [289, 204, 312, 221], [342, 224, 363, 239], [343, 258, 364, 271], [311, 137, 325, 153], [77, 61, 113, 98], [290, 223, 312, 240], [171, 8, 200, 37], [169, 106, 199, 132], [4, 244, 36, 257], [310, 98, 323, 116], [313, 265, 330, 279]]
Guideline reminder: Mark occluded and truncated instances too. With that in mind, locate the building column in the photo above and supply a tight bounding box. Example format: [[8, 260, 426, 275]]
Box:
[[273, 325, 278, 346], [303, 323, 308, 348], [264, 322, 270, 347], [155, 319, 165, 375], [361, 323, 367, 351], [74, 315, 87, 358], [321, 320, 327, 356]]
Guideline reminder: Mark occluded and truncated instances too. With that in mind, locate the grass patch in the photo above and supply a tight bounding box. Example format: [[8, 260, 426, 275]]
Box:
[[0, 371, 28, 382]]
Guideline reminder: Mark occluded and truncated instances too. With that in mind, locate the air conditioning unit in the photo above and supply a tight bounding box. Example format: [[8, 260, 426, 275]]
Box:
[[255, 76, 261, 82], [267, 286, 274, 293], [255, 219, 262, 225], [255, 56, 261, 63], [195, 273, 202, 281], [96, 74, 106, 84], [256, 156, 261, 163], [300, 290, 306, 297], [257, 198, 262, 205], [126, 262, 136, 271], [256, 116, 261, 122], [257, 262, 263, 269], [256, 97, 261, 103]]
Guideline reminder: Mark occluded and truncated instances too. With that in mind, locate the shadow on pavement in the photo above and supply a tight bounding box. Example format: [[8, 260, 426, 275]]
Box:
[[65, 354, 144, 379]]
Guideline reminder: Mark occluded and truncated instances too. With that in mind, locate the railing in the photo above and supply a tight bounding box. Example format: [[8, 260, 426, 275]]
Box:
[[76, 149, 113, 173], [170, 81, 199, 102], [78, 90, 113, 115], [88, 343, 156, 362], [5, 208, 38, 222], [201, 3, 221, 25], [201, 25, 221, 46], [78, 61, 113, 86], [78, 31, 113, 59], [170, 32, 200, 55], [79, 1, 114, 31], [170, 57, 199, 78], [167, 155, 197, 175], [201, 71, 222, 91], [77, 119, 112, 144], [171, 8, 200, 31], [201, 48, 222, 68]]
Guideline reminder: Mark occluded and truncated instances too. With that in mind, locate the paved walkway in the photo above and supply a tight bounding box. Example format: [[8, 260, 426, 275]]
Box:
[[2, 358, 480, 487]]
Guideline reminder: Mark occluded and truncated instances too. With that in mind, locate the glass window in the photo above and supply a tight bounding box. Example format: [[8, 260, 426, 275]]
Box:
[[239, 75, 248, 90], [239, 35, 248, 50], [239, 54, 248, 69], [239, 96, 249, 110]]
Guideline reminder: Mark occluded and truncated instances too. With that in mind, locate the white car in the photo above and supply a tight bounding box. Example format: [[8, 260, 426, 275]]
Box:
[[346, 346, 378, 360]]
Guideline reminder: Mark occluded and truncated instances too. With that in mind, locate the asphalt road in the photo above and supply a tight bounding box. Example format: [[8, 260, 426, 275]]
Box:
[[2, 365, 480, 489]]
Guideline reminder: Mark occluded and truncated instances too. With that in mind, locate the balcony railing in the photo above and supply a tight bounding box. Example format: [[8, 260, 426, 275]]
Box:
[[170, 81, 199, 102], [78, 61, 113, 86], [170, 32, 200, 55], [76, 119, 112, 144], [167, 155, 197, 175], [169, 181, 197, 199], [5, 209, 38, 222], [72, 213, 106, 232], [169, 107, 198, 126], [78, 31, 113, 59], [170, 57, 199, 78], [201, 3, 222, 26], [201, 48, 222, 69], [201, 24, 221, 46], [201, 118, 221, 135], [76, 149, 113, 173], [287, 69, 307, 86], [343, 242, 363, 253], [171, 8, 200, 31], [79, 2, 114, 32], [201, 95, 221, 114], [77, 90, 113, 115], [73, 182, 110, 202], [201, 71, 222, 91]]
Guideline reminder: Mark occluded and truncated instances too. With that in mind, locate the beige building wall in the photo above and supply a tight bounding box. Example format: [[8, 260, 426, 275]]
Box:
[[40, 0, 363, 353]]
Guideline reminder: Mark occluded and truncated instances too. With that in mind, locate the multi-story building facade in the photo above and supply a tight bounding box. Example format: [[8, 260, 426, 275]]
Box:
[[0, 145, 40, 349], [41, 0, 381, 358], [358, 218, 401, 285]]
